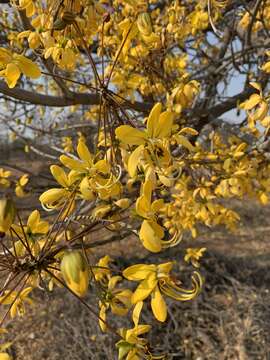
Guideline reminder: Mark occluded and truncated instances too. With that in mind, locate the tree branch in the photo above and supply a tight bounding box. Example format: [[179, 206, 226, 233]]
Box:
[[0, 81, 151, 112], [190, 87, 254, 132]]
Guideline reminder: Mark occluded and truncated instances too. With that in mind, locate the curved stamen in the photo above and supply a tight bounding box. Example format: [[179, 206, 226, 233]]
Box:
[[159, 272, 203, 301], [94, 165, 122, 190], [161, 231, 183, 249]]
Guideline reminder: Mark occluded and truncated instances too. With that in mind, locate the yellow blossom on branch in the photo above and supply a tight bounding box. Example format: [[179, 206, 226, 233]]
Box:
[[0, 48, 40, 88], [123, 262, 203, 322]]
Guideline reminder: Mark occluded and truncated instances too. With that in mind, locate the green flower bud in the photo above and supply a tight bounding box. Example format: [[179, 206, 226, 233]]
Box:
[[60, 251, 90, 297], [116, 340, 133, 360]]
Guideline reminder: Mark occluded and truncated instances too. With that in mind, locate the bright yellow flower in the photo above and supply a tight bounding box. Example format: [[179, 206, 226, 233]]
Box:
[[0, 199, 15, 233], [116, 301, 152, 360], [123, 263, 203, 322], [0, 48, 40, 88], [0, 169, 11, 188], [116, 103, 174, 179], [18, 0, 36, 17], [12, 210, 49, 238], [240, 82, 269, 127], [60, 139, 121, 201], [98, 275, 132, 332], [93, 255, 111, 282], [39, 165, 76, 212], [136, 180, 181, 252], [15, 174, 29, 198], [116, 103, 173, 146], [136, 180, 164, 252], [0, 287, 33, 318], [184, 248, 206, 268]]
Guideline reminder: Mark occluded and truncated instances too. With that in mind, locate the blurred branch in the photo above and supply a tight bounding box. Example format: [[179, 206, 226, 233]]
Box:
[[245, 0, 264, 46]]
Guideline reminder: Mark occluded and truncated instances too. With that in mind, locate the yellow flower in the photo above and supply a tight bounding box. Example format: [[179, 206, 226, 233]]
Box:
[[44, 44, 77, 70], [116, 103, 173, 146], [18, 0, 36, 17], [0, 169, 11, 188], [136, 180, 164, 252], [116, 19, 138, 60], [61, 136, 73, 153], [114, 198, 131, 209], [240, 82, 269, 127], [136, 180, 180, 253], [136, 181, 164, 220], [137, 13, 152, 36], [15, 174, 29, 198], [27, 210, 49, 234], [11, 210, 49, 256], [123, 263, 203, 322], [12, 210, 49, 238], [184, 248, 206, 268], [39, 165, 76, 213], [0, 48, 40, 88], [0, 287, 33, 318], [98, 275, 132, 332], [137, 12, 160, 47], [0, 199, 15, 233], [60, 139, 121, 201], [139, 219, 164, 253], [116, 301, 151, 360], [93, 255, 111, 282], [116, 103, 174, 179]]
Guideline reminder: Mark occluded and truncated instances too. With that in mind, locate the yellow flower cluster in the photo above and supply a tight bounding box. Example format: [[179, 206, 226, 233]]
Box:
[[2, 1, 270, 358]]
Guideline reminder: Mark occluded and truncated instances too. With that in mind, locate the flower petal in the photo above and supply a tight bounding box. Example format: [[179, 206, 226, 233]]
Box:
[[15, 54, 41, 78], [6, 63, 20, 88], [116, 125, 147, 145], [151, 286, 167, 322], [147, 102, 162, 138], [139, 220, 163, 253], [123, 264, 156, 281], [131, 273, 157, 303], [50, 165, 69, 187]]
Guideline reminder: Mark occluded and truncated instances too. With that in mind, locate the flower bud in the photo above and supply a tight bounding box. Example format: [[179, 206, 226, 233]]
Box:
[[60, 251, 89, 297], [137, 13, 152, 36], [39, 188, 68, 209], [114, 198, 131, 209], [116, 340, 133, 360], [0, 199, 15, 233]]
